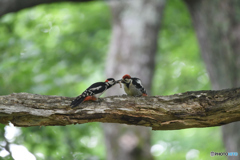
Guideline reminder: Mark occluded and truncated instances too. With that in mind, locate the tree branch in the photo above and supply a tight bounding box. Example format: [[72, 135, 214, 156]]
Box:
[[0, 0, 95, 17], [0, 88, 240, 130]]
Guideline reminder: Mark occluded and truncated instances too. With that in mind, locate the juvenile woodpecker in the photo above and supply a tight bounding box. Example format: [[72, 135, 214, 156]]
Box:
[[70, 78, 118, 108], [120, 74, 147, 96]]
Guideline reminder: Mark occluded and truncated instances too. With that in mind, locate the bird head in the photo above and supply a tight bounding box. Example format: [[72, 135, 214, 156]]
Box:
[[121, 74, 132, 84], [105, 78, 117, 85]]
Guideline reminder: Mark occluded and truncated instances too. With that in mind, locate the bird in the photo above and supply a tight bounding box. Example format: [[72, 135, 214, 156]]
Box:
[[120, 74, 147, 96], [70, 78, 119, 108]]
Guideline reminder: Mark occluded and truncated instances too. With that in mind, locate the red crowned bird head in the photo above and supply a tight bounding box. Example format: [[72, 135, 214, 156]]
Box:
[[121, 74, 132, 84], [122, 74, 131, 79]]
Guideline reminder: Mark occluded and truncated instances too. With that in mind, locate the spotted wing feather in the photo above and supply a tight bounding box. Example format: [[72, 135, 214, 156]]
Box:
[[132, 78, 147, 95], [70, 82, 106, 108]]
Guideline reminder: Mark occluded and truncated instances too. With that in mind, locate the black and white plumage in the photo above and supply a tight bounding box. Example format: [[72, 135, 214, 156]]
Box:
[[120, 74, 147, 96], [70, 78, 118, 108]]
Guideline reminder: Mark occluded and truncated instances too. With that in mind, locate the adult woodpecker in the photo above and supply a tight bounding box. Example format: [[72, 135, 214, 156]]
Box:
[[70, 78, 118, 108], [120, 74, 147, 96]]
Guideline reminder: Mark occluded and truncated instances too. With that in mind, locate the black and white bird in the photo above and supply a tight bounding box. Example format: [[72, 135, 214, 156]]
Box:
[[70, 78, 118, 108], [120, 74, 147, 96]]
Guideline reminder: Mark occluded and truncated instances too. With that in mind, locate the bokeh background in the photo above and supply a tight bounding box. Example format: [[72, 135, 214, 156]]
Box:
[[0, 0, 237, 160]]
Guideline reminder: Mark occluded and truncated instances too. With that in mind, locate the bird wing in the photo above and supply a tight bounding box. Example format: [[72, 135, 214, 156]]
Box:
[[132, 78, 147, 94], [70, 82, 106, 108], [82, 82, 107, 96]]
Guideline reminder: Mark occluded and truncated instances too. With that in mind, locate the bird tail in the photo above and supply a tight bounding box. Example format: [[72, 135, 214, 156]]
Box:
[[70, 95, 85, 108]]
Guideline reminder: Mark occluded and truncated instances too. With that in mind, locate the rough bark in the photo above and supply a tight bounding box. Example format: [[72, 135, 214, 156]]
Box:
[[103, 0, 165, 160], [185, 0, 240, 159], [0, 0, 94, 17], [0, 88, 240, 129]]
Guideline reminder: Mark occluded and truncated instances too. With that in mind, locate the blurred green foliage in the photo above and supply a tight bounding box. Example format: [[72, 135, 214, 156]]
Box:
[[152, 1, 225, 160], [0, 2, 110, 96], [153, 0, 210, 96], [0, 0, 225, 160]]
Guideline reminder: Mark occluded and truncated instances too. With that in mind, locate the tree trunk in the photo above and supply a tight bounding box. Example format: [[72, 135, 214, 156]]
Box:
[[103, 0, 165, 159], [185, 0, 240, 159]]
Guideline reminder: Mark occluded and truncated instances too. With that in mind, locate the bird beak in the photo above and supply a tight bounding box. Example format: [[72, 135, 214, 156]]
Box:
[[119, 79, 126, 83]]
